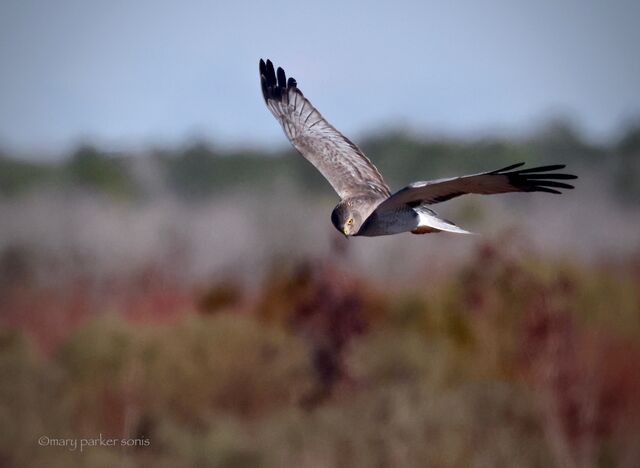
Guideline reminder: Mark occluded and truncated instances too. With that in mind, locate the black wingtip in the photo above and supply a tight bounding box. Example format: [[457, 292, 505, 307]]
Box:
[[277, 67, 286, 88], [266, 60, 276, 83], [260, 75, 268, 100], [524, 173, 578, 180], [517, 164, 566, 174], [259, 59, 298, 102], [492, 162, 525, 174], [533, 181, 576, 190], [535, 187, 563, 195], [500, 163, 578, 195]]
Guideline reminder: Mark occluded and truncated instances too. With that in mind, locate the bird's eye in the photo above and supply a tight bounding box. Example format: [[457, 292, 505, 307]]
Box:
[[347, 218, 353, 225]]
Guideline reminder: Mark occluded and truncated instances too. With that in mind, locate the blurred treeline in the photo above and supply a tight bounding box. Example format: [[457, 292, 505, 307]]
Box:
[[1, 119, 640, 203]]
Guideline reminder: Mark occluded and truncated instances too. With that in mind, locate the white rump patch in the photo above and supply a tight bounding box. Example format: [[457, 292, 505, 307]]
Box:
[[415, 209, 473, 235]]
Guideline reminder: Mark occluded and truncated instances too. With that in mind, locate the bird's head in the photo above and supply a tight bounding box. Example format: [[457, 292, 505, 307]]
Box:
[[331, 201, 364, 237]]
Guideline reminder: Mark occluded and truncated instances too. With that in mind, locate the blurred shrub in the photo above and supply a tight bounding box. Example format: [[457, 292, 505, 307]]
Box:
[[347, 330, 446, 386], [197, 281, 243, 314], [65, 145, 136, 197], [143, 314, 313, 424], [0, 154, 54, 196], [256, 260, 387, 403], [56, 314, 313, 434], [257, 381, 550, 468], [154, 417, 261, 468], [0, 331, 70, 468], [614, 122, 640, 203], [163, 143, 221, 199], [57, 316, 143, 435], [162, 141, 292, 200]]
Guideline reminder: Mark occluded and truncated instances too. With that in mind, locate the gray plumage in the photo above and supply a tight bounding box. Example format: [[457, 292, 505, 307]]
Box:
[[259, 59, 577, 237]]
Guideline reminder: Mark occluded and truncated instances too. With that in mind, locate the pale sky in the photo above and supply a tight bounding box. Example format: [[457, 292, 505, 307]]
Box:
[[1, 0, 639, 156]]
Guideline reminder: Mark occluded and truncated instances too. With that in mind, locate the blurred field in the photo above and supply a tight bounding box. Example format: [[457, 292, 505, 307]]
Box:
[[1, 124, 640, 467]]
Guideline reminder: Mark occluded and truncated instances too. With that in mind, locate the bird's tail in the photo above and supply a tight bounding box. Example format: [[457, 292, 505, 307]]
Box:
[[411, 206, 473, 235]]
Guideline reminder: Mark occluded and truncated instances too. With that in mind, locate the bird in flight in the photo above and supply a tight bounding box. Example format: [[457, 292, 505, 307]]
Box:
[[259, 59, 577, 237]]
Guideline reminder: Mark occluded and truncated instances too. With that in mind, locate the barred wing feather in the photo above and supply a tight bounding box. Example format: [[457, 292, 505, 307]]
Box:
[[259, 59, 390, 200]]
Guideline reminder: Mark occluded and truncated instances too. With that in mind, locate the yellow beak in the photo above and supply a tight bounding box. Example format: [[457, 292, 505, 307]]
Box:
[[342, 226, 349, 236]]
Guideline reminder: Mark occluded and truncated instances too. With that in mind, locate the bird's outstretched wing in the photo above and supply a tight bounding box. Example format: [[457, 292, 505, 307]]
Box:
[[374, 163, 577, 211], [259, 59, 390, 199]]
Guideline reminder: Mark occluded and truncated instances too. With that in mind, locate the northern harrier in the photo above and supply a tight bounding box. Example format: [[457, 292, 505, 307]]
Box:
[[259, 59, 577, 237]]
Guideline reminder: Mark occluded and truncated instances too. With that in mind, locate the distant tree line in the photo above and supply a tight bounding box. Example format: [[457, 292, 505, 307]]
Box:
[[1, 119, 639, 203]]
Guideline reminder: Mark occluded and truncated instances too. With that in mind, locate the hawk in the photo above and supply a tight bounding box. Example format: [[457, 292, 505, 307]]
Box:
[[259, 59, 577, 237]]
